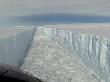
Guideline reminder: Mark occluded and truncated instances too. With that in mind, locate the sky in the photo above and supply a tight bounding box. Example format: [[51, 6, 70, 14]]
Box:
[[0, 0, 110, 27]]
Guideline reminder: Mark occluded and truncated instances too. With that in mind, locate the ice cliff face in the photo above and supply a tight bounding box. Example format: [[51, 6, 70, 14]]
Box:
[[0, 28, 35, 66], [44, 26, 110, 82]]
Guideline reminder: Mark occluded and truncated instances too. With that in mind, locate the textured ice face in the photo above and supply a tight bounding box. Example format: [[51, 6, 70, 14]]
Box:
[[21, 27, 99, 82], [44, 26, 110, 82]]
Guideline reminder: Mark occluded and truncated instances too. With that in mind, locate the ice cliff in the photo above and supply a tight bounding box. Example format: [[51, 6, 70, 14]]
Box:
[[44, 25, 110, 82], [0, 28, 35, 66]]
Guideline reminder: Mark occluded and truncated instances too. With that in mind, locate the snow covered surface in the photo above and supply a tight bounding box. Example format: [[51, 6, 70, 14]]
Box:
[[0, 28, 35, 66], [21, 27, 100, 82], [43, 24, 110, 82], [0, 25, 110, 81], [45, 24, 110, 37]]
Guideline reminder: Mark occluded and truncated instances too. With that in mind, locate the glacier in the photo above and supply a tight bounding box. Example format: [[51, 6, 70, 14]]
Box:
[[44, 25, 110, 82], [0, 28, 36, 66], [0, 25, 110, 82]]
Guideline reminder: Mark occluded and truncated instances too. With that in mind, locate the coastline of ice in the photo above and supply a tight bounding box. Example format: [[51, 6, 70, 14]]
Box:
[[0, 28, 35, 66], [44, 24, 110, 82]]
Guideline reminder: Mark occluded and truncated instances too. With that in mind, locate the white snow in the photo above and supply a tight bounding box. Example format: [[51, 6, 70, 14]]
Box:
[[21, 27, 99, 82]]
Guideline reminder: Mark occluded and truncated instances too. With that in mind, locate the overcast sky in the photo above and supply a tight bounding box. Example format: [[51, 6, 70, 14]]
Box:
[[0, 0, 110, 26], [1, 0, 110, 16]]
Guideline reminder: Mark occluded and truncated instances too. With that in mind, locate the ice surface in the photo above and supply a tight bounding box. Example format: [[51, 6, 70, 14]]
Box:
[[44, 25, 110, 82], [21, 27, 99, 82], [0, 28, 35, 66]]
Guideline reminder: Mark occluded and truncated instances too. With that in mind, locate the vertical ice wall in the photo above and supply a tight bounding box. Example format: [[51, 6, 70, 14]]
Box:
[[0, 28, 36, 67], [44, 27, 110, 82]]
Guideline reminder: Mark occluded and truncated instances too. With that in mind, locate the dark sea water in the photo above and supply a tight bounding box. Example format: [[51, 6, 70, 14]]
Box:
[[1, 14, 110, 27]]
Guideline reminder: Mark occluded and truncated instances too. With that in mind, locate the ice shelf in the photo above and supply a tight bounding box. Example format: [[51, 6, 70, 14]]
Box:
[[44, 24, 110, 82], [21, 27, 99, 82], [0, 28, 36, 66]]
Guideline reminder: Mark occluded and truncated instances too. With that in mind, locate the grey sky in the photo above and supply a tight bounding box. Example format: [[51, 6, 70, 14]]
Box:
[[0, 0, 110, 26], [1, 0, 110, 17]]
